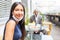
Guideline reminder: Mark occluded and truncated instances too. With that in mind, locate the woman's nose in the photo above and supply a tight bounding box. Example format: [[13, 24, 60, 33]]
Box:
[[18, 11, 23, 14]]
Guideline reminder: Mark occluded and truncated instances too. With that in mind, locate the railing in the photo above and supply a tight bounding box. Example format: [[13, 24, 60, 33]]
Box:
[[46, 14, 60, 26]]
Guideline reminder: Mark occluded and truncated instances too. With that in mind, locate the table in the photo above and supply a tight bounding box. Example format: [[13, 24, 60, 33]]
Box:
[[25, 24, 41, 40], [25, 22, 53, 40]]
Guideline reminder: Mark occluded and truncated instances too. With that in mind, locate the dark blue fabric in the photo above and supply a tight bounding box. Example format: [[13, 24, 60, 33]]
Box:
[[13, 24, 22, 40]]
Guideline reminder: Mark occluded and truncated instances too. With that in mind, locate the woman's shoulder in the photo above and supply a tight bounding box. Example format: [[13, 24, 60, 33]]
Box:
[[6, 19, 16, 27], [5, 19, 16, 31], [8, 20, 16, 24]]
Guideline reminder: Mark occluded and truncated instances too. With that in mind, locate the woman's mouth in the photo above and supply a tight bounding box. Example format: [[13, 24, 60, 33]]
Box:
[[16, 14, 23, 19]]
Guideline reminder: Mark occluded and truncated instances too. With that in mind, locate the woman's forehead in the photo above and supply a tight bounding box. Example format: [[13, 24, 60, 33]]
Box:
[[15, 4, 23, 9]]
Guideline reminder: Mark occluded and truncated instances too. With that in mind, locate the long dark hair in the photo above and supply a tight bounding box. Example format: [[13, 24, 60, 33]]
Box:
[[10, 2, 26, 40]]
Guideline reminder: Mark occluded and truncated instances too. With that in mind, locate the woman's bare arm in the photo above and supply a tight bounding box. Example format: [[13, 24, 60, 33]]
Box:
[[5, 20, 16, 40]]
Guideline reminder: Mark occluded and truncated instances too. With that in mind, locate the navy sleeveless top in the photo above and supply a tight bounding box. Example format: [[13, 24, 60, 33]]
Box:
[[3, 18, 22, 40], [13, 23, 22, 40]]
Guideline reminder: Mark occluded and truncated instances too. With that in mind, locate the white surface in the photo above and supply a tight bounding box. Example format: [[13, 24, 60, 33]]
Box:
[[25, 24, 41, 31], [41, 35, 53, 40], [42, 25, 50, 31]]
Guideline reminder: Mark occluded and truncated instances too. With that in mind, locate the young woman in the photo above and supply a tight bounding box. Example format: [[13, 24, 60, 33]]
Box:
[[3, 2, 26, 40]]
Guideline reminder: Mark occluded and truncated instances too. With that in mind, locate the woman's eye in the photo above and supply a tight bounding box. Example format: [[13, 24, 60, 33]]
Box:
[[20, 9, 23, 11], [15, 9, 19, 11], [15, 9, 23, 12]]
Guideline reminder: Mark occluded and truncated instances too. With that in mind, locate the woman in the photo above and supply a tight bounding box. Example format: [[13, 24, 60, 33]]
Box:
[[3, 2, 26, 40]]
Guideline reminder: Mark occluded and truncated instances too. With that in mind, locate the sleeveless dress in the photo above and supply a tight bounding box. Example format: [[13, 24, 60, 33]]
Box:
[[13, 23, 22, 40], [3, 18, 22, 40]]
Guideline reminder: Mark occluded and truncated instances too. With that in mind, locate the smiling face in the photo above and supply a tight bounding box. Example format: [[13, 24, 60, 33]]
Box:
[[12, 4, 24, 20]]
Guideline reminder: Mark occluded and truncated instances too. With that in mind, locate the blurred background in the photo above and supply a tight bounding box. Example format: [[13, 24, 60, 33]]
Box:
[[0, 0, 60, 40]]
